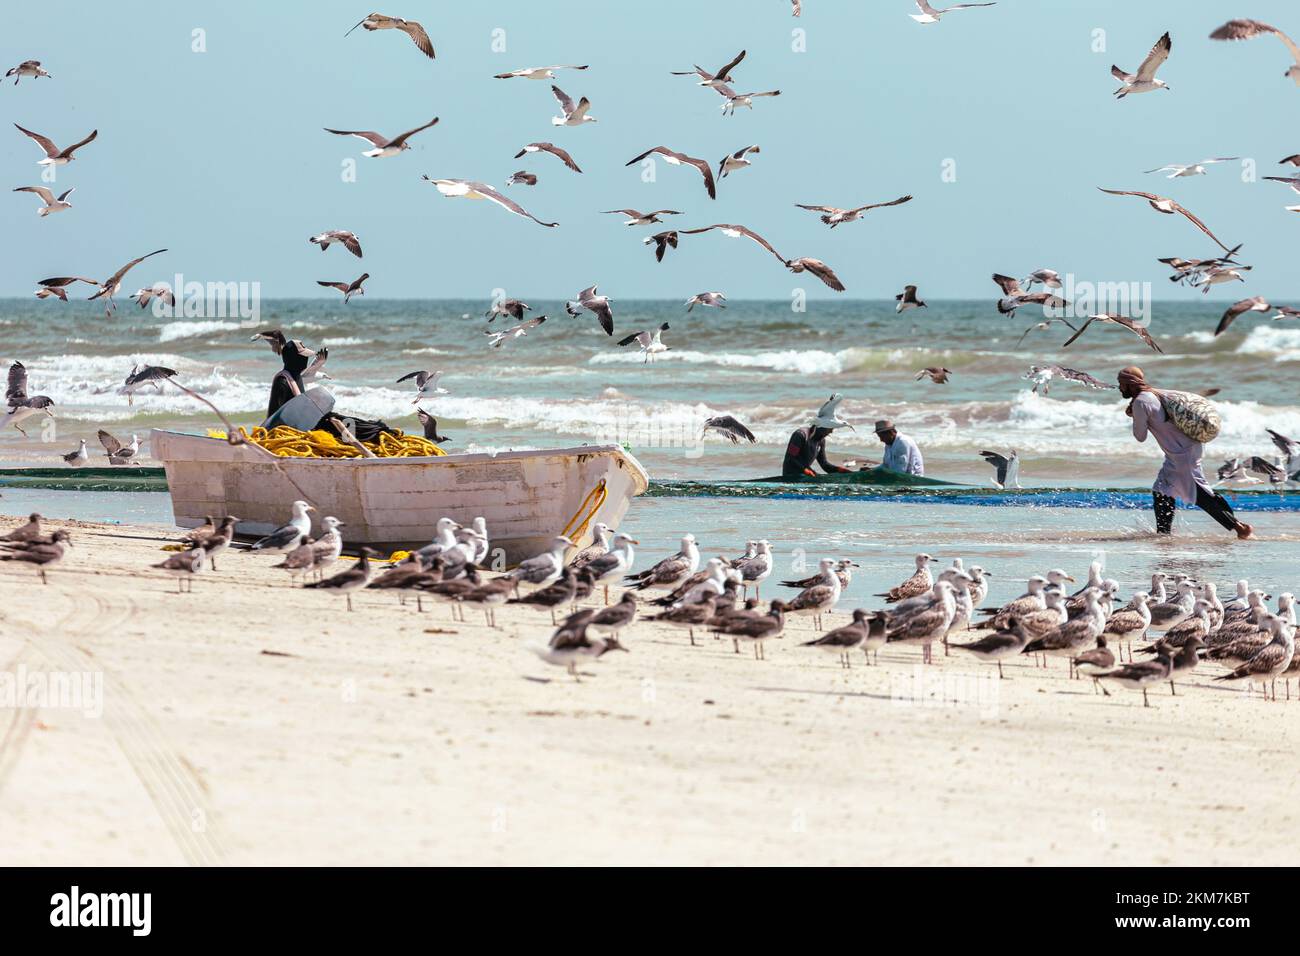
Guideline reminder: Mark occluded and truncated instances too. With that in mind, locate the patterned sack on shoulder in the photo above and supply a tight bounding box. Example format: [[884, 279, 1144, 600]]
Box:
[[1157, 389, 1221, 444]]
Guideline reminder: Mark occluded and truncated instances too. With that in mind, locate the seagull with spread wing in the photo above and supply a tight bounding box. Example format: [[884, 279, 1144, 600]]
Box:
[[1062, 314, 1164, 353], [494, 64, 587, 80], [98, 429, 141, 465], [702, 415, 757, 444], [34, 276, 96, 301], [2, 362, 54, 436], [644, 231, 679, 262], [1209, 18, 1300, 85], [625, 146, 716, 199], [13, 185, 74, 216], [909, 1, 997, 24], [1215, 296, 1271, 337], [671, 49, 746, 88], [794, 194, 912, 227], [82, 249, 168, 315], [1023, 365, 1113, 396], [565, 286, 615, 336], [324, 117, 438, 157], [602, 208, 682, 226], [1145, 158, 1239, 179], [991, 273, 1067, 317], [13, 123, 96, 166], [421, 177, 558, 227], [344, 13, 435, 58], [1112, 31, 1173, 97], [979, 450, 1020, 489], [486, 315, 546, 349], [1097, 188, 1233, 253], [713, 82, 781, 116], [513, 142, 582, 172], [309, 230, 363, 258], [550, 85, 596, 126], [719, 145, 760, 178], [617, 323, 671, 363], [1014, 318, 1077, 347]]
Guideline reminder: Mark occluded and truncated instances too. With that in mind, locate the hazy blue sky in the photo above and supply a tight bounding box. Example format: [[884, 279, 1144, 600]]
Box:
[[4, 0, 1300, 300]]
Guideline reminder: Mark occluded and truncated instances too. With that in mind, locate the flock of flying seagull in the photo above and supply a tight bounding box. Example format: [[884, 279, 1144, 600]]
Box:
[[6, 504, 1296, 701]]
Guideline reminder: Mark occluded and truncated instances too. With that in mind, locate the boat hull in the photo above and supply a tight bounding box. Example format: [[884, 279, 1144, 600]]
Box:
[[150, 430, 648, 563]]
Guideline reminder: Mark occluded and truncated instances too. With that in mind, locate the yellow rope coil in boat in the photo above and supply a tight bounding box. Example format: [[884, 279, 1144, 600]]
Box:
[[560, 479, 607, 544], [229, 425, 446, 459]]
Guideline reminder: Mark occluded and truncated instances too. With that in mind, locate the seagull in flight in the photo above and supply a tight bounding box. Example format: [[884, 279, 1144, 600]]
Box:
[[5, 60, 51, 84], [34, 276, 96, 301], [702, 415, 757, 444], [13, 185, 74, 216], [566, 285, 615, 336], [895, 284, 926, 312], [550, 86, 596, 126], [1097, 188, 1233, 253], [671, 50, 745, 88], [644, 231, 679, 262], [686, 292, 727, 311], [679, 223, 846, 290], [2, 362, 54, 436], [344, 13, 435, 59], [794, 195, 912, 228], [494, 64, 588, 80], [1023, 365, 1113, 396], [1112, 32, 1173, 97], [81, 249, 168, 315], [13, 124, 96, 166], [513, 142, 582, 172], [1022, 268, 1063, 289], [979, 450, 1020, 489], [396, 369, 447, 404], [324, 117, 438, 157], [915, 367, 951, 384], [486, 315, 546, 349], [1209, 19, 1300, 86], [602, 208, 682, 226], [317, 273, 369, 303], [1215, 296, 1271, 337], [309, 230, 363, 258], [506, 171, 537, 187], [1262, 175, 1300, 211], [719, 145, 760, 178], [1145, 158, 1239, 179], [617, 323, 671, 363], [910, 1, 997, 25], [991, 274, 1067, 317], [713, 83, 781, 116], [422, 177, 558, 227], [130, 283, 175, 310], [1062, 314, 1164, 353], [1014, 318, 1077, 347], [485, 298, 531, 321], [625, 146, 716, 199]]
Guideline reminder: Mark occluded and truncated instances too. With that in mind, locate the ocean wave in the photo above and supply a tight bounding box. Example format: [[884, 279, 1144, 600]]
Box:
[[587, 345, 981, 376], [322, 337, 371, 346], [157, 320, 244, 343], [1234, 325, 1300, 362]]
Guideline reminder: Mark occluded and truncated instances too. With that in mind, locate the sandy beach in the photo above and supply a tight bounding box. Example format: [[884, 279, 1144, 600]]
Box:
[[0, 517, 1293, 867]]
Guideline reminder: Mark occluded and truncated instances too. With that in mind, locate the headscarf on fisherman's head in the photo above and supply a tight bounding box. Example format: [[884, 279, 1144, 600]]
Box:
[[1117, 365, 1152, 395]]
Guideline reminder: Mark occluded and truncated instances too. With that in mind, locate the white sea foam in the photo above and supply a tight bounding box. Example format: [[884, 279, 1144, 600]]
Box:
[[322, 336, 371, 346], [157, 320, 244, 343], [1234, 325, 1300, 362]]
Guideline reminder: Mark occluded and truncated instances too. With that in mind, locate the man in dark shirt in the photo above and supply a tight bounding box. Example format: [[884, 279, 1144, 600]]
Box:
[[782, 394, 853, 477]]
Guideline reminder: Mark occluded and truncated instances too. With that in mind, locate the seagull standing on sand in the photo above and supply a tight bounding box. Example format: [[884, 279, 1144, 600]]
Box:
[[1209, 19, 1300, 86], [304, 548, 379, 612], [14, 124, 97, 166], [531, 612, 628, 680], [2, 362, 55, 436], [878, 553, 935, 603], [5, 61, 52, 84], [61, 439, 88, 468], [794, 194, 912, 228], [625, 534, 701, 592], [344, 14, 435, 58], [550, 85, 596, 126], [422, 177, 558, 227], [250, 500, 316, 555], [910, 1, 997, 24], [324, 117, 438, 157], [784, 558, 843, 629], [1097, 188, 1232, 253], [508, 536, 574, 593], [317, 274, 369, 302], [617, 323, 670, 362], [584, 532, 638, 604], [309, 230, 363, 258], [13, 185, 74, 216], [153, 547, 204, 593], [566, 285, 615, 335], [396, 369, 447, 404], [494, 64, 588, 80], [895, 284, 926, 312], [1112, 32, 1173, 97]]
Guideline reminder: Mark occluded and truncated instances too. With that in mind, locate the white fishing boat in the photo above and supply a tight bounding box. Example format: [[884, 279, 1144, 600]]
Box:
[[150, 430, 649, 563]]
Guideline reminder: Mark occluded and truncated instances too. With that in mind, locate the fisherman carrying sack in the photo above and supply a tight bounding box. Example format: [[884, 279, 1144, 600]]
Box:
[[1155, 389, 1221, 444]]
